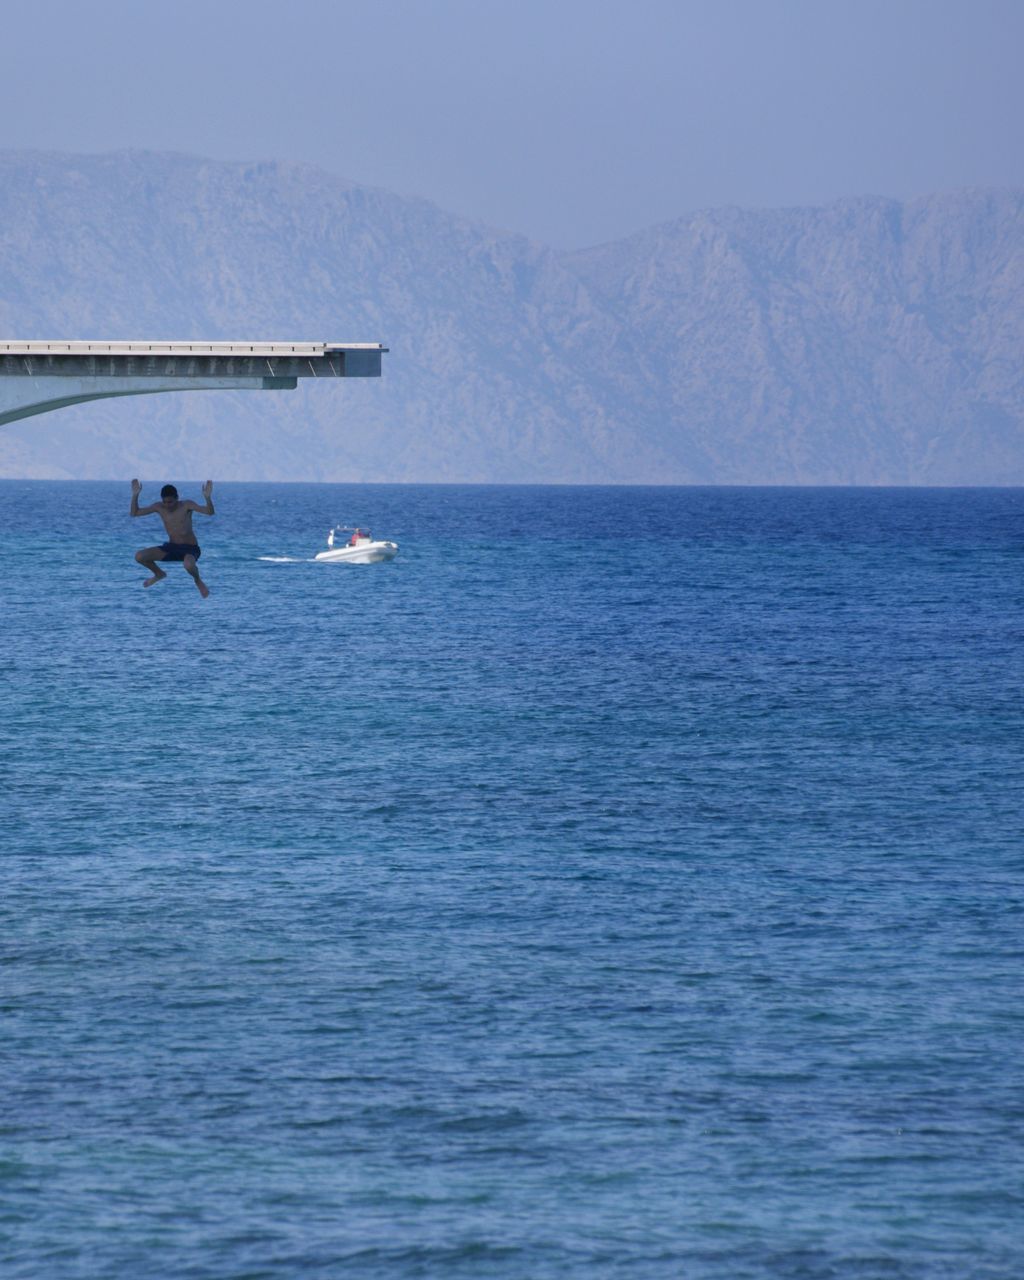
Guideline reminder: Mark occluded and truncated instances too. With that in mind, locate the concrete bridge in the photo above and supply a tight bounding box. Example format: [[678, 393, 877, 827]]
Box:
[[0, 340, 387, 427]]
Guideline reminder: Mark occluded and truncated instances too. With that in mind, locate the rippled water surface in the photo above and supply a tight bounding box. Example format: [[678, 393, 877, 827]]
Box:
[[2, 482, 1023, 1279]]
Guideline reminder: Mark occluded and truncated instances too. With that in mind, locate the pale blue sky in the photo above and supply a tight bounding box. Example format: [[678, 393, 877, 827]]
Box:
[[1, 0, 1021, 248]]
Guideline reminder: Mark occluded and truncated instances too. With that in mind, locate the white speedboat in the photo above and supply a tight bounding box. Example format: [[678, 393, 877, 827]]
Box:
[[314, 526, 398, 565]]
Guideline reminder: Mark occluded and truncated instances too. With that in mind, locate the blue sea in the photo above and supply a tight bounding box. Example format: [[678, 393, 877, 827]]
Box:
[[2, 481, 1022, 1279]]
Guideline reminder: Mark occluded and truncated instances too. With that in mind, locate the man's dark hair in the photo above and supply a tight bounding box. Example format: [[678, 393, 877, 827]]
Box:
[[161, 484, 178, 499]]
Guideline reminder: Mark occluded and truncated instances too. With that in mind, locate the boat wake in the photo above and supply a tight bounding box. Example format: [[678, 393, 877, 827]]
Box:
[[257, 556, 309, 563]]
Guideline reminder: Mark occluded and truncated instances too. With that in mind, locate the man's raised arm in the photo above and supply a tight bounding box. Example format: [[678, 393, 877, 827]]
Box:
[[192, 480, 215, 517], [130, 479, 158, 517]]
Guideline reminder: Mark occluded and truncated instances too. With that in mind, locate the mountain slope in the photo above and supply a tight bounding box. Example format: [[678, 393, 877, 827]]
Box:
[[565, 190, 1024, 483]]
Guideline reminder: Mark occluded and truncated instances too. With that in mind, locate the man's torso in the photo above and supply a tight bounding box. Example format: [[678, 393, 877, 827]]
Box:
[[157, 502, 198, 545]]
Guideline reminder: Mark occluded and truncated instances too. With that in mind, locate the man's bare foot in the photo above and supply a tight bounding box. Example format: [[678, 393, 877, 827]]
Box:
[[143, 570, 167, 588], [195, 577, 210, 598]]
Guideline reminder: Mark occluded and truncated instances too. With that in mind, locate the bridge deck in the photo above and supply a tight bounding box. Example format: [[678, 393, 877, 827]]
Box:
[[0, 339, 387, 427], [0, 341, 387, 379]]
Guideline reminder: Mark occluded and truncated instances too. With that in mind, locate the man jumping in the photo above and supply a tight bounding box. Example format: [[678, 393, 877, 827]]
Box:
[[131, 479, 214, 597]]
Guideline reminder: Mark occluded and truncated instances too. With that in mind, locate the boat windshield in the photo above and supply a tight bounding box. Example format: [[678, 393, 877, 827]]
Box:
[[329, 526, 372, 544]]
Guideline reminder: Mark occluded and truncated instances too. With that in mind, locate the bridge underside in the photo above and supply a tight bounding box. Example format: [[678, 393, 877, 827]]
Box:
[[0, 341, 386, 427]]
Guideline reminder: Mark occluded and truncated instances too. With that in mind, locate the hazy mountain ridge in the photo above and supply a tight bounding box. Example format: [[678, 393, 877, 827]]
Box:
[[564, 189, 1024, 482], [0, 151, 1020, 482]]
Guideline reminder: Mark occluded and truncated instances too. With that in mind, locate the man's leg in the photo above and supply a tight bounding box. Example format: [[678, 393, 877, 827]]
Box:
[[183, 553, 210, 599], [135, 546, 168, 587]]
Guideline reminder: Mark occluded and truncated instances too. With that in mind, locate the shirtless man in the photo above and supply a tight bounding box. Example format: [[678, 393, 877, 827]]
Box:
[[131, 479, 214, 597]]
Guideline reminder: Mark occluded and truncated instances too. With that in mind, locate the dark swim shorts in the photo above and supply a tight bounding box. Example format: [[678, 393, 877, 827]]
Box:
[[160, 542, 201, 562]]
